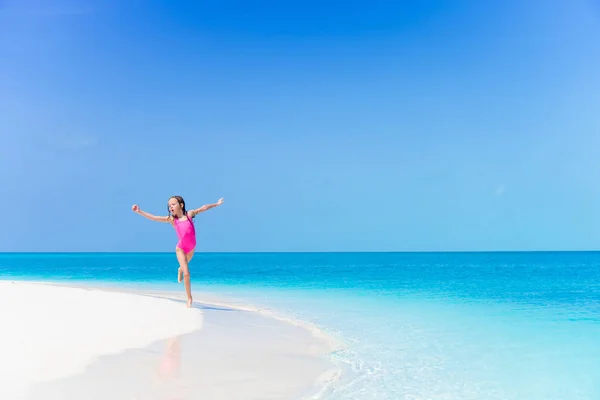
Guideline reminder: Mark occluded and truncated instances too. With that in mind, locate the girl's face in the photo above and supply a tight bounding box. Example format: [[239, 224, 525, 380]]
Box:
[[168, 197, 183, 216]]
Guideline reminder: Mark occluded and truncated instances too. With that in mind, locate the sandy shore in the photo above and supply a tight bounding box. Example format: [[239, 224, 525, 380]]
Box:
[[0, 281, 339, 400]]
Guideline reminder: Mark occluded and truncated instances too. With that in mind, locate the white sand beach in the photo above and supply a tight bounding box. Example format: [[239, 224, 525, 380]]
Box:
[[0, 281, 338, 400]]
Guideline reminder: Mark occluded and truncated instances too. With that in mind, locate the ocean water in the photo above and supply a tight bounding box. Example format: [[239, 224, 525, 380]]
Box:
[[2, 251, 600, 399]]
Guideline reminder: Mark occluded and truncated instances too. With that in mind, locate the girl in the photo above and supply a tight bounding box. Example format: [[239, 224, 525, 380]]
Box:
[[132, 195, 224, 307]]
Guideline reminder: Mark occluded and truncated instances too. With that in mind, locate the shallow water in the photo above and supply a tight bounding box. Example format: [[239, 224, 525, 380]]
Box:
[[2, 251, 600, 399]]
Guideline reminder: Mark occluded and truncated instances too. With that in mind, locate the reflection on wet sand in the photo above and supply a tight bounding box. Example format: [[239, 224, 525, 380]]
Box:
[[22, 333, 188, 400], [154, 336, 185, 400], [23, 302, 334, 400], [158, 337, 181, 382]]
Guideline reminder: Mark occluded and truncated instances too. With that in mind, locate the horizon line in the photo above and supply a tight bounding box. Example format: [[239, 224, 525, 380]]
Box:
[[1, 250, 599, 254]]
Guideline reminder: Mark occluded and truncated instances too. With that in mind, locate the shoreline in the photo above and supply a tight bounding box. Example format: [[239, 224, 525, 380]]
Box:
[[0, 279, 345, 400]]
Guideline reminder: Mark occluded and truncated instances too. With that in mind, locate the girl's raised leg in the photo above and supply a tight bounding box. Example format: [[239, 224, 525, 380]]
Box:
[[177, 250, 194, 283], [176, 248, 194, 307]]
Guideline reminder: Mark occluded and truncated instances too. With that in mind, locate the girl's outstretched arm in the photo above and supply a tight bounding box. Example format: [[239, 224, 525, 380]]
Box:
[[132, 205, 172, 223], [189, 198, 224, 217]]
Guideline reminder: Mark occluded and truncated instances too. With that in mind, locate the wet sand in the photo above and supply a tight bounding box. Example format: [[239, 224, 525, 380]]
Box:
[[0, 281, 338, 400]]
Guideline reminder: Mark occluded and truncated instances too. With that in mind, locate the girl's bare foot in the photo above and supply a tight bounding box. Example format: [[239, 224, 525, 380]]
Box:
[[187, 297, 193, 308], [177, 267, 183, 283]]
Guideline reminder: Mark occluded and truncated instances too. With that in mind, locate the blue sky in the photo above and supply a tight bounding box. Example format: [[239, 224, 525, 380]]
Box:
[[1, 0, 600, 252]]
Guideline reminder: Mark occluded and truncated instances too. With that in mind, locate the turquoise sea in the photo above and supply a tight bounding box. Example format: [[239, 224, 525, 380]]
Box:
[[2, 251, 600, 399]]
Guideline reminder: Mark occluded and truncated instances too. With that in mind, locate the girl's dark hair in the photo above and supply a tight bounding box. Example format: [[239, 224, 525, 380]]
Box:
[[168, 195, 193, 221]]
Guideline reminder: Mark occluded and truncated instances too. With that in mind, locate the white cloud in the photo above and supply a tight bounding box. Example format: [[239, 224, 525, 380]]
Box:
[[494, 185, 506, 197], [0, 0, 93, 17], [55, 133, 98, 151], [33, 133, 99, 152]]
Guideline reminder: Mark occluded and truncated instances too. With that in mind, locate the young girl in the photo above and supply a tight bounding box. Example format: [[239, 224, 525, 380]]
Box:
[[132, 195, 224, 307]]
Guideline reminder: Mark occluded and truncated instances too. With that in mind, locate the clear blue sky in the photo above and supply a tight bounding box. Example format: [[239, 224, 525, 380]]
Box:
[[1, 0, 600, 252]]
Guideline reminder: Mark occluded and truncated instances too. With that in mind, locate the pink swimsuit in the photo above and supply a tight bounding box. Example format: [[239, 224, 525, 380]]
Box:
[[173, 215, 196, 253]]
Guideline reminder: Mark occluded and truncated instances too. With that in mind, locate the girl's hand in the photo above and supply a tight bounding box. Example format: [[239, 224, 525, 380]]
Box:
[[131, 206, 170, 222], [189, 198, 224, 217]]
